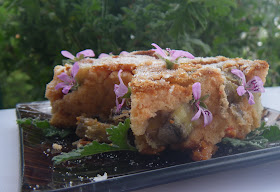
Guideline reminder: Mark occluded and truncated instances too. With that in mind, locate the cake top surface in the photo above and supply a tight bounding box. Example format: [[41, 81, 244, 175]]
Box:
[[60, 50, 268, 88]]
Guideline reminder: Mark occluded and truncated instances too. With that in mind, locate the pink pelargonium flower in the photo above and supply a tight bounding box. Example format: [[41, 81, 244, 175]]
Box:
[[61, 49, 95, 60], [120, 51, 129, 56], [98, 53, 110, 59], [191, 82, 213, 127], [151, 43, 194, 61], [114, 69, 128, 113], [55, 62, 79, 94], [231, 69, 265, 105], [98, 51, 129, 59]]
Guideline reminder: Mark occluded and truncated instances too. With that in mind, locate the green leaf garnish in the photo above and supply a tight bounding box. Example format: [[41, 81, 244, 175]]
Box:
[[52, 119, 136, 164], [221, 122, 280, 150], [107, 119, 135, 150], [17, 118, 72, 138], [262, 125, 280, 142], [222, 137, 268, 149], [17, 118, 32, 126]]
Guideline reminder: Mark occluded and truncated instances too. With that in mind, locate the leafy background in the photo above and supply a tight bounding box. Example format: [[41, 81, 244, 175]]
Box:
[[0, 0, 279, 108]]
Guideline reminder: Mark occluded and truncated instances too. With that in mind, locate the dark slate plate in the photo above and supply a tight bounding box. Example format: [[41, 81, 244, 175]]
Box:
[[16, 101, 280, 192]]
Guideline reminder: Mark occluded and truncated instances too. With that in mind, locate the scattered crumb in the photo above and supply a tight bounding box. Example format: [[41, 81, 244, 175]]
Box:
[[264, 117, 268, 122], [93, 172, 108, 182], [52, 143, 62, 151], [72, 139, 88, 149]]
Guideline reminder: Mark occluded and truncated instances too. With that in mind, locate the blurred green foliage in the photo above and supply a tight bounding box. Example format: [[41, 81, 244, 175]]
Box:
[[0, 0, 279, 108]]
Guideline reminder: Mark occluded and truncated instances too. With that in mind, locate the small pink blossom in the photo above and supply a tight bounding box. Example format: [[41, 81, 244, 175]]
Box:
[[98, 51, 129, 58], [231, 69, 265, 105], [191, 82, 213, 126], [120, 51, 129, 56], [56, 49, 94, 94], [114, 69, 128, 112], [55, 62, 79, 94], [98, 53, 110, 58], [151, 43, 194, 61], [61, 49, 95, 60]]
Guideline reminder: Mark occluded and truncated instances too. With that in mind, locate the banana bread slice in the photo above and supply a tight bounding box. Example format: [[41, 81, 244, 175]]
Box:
[[46, 50, 268, 160], [130, 56, 268, 160]]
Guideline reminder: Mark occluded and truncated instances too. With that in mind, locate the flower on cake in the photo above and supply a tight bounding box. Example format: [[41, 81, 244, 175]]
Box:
[[151, 43, 194, 69], [98, 51, 129, 59], [231, 69, 265, 105], [114, 69, 129, 113], [191, 82, 213, 126], [56, 49, 94, 94], [61, 49, 95, 61], [98, 53, 110, 58], [55, 62, 79, 94], [120, 51, 129, 55]]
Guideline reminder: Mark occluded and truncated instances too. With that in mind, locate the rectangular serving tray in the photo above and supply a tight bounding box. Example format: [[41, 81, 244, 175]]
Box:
[[16, 101, 280, 192]]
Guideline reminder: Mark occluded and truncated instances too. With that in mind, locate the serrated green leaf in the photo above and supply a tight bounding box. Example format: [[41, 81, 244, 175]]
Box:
[[33, 119, 50, 129], [107, 119, 133, 149], [221, 122, 280, 151], [17, 118, 32, 126], [80, 141, 119, 156], [17, 118, 72, 138], [222, 137, 268, 149], [262, 125, 280, 142], [52, 148, 84, 164], [52, 118, 136, 164]]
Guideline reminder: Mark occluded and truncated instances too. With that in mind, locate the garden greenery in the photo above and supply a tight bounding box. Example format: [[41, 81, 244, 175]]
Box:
[[0, 0, 279, 108]]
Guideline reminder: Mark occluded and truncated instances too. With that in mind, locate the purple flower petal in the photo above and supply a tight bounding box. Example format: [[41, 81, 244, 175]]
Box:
[[247, 91, 255, 105], [116, 98, 125, 113], [191, 104, 202, 121], [114, 70, 128, 98], [62, 85, 73, 94], [236, 86, 246, 96], [231, 69, 246, 85], [57, 73, 72, 84], [232, 69, 265, 105], [202, 108, 213, 126], [98, 53, 110, 58], [151, 43, 168, 58], [114, 69, 129, 112], [120, 51, 129, 55], [55, 82, 67, 90], [76, 49, 95, 58], [191, 83, 213, 126], [192, 82, 201, 100], [246, 76, 265, 93], [71, 62, 79, 78], [170, 50, 195, 61], [61, 50, 75, 60], [191, 103, 213, 126]]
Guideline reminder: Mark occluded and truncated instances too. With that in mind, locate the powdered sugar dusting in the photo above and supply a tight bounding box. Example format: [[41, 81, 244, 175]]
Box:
[[64, 54, 261, 89], [169, 85, 175, 93]]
